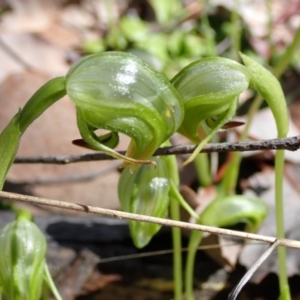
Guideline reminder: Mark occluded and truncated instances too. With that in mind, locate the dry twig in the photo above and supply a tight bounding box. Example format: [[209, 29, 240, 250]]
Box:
[[1, 191, 300, 249], [13, 136, 300, 165]]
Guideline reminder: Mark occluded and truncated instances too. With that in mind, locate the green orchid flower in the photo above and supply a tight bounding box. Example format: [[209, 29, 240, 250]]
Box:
[[172, 54, 289, 299], [66, 52, 183, 169], [171, 56, 250, 165], [0, 52, 184, 189]]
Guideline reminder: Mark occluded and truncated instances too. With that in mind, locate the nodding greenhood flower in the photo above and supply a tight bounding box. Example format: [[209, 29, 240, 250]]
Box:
[[118, 157, 171, 248], [171, 57, 250, 165], [0, 210, 61, 300], [171, 54, 289, 166], [66, 52, 184, 169], [0, 52, 184, 189]]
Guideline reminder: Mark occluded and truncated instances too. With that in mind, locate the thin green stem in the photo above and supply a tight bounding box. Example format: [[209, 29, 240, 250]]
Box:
[[169, 180, 202, 300], [275, 150, 291, 300], [169, 185, 183, 300], [222, 94, 262, 195], [170, 181, 199, 220], [222, 34, 300, 299], [194, 153, 212, 187], [223, 26, 300, 194], [185, 230, 203, 300], [19, 77, 66, 134], [163, 142, 184, 300]]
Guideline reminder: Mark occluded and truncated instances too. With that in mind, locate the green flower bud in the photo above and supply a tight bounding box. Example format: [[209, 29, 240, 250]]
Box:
[[0, 211, 46, 300]]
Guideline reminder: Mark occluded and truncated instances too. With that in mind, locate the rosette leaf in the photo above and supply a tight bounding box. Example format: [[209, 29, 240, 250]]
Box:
[[200, 195, 268, 231], [171, 57, 250, 165], [185, 195, 268, 300], [118, 157, 170, 248], [66, 52, 184, 168]]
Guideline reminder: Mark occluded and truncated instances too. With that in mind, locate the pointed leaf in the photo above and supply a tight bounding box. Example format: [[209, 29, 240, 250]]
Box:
[[0, 111, 21, 190], [200, 195, 268, 232]]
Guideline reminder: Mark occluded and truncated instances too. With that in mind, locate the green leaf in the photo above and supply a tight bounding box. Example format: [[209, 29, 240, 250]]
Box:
[[82, 39, 106, 54], [149, 0, 182, 24], [0, 111, 21, 190], [0, 77, 66, 191], [182, 34, 206, 57], [200, 195, 268, 232], [19, 77, 66, 134], [136, 33, 171, 63], [167, 31, 185, 57], [118, 157, 170, 248], [105, 28, 128, 51], [120, 16, 149, 42], [66, 52, 184, 168]]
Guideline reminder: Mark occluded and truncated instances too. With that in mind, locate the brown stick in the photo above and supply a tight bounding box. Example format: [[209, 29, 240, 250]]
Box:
[[13, 135, 300, 165], [1, 191, 300, 249]]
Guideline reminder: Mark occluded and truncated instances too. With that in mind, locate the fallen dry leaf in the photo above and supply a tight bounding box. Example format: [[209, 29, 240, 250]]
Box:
[[240, 164, 300, 282], [83, 271, 122, 293]]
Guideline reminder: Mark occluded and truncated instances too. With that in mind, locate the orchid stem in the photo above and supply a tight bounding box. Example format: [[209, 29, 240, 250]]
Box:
[[275, 150, 291, 300], [170, 186, 183, 300], [185, 230, 203, 300]]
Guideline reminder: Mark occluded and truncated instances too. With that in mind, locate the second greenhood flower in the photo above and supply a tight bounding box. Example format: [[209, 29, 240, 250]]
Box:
[[171, 56, 250, 165]]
